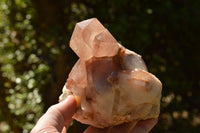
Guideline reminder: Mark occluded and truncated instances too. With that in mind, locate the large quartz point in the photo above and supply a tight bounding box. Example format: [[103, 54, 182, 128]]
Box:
[[59, 18, 162, 128]]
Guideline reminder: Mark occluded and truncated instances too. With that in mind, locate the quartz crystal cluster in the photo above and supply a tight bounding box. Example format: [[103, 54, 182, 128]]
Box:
[[59, 18, 162, 128]]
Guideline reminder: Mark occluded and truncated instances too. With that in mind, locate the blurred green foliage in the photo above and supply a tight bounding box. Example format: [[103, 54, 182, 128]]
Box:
[[0, 0, 200, 132]]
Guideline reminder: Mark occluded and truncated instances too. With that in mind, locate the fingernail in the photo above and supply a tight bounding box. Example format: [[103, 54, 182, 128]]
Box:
[[74, 95, 81, 108], [59, 95, 74, 104], [62, 95, 81, 110]]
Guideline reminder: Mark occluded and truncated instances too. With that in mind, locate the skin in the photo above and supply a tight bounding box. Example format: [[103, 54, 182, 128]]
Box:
[[31, 96, 158, 133]]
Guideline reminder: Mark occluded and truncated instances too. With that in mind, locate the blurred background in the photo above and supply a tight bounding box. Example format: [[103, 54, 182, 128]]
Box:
[[0, 0, 200, 132]]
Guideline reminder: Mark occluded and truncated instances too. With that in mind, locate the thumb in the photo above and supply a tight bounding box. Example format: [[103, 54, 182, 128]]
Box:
[[31, 95, 77, 133]]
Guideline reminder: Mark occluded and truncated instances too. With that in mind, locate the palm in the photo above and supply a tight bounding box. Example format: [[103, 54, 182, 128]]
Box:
[[84, 118, 158, 133]]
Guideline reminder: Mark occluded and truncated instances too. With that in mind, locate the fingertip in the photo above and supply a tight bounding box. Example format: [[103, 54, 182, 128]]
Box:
[[84, 126, 109, 133], [107, 121, 137, 133], [61, 95, 75, 103], [58, 95, 77, 117], [131, 118, 158, 133]]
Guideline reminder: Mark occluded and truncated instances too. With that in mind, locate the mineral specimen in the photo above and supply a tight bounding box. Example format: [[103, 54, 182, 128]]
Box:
[[59, 18, 162, 128]]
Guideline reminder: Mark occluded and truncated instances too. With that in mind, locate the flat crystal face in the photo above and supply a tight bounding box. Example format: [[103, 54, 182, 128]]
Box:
[[70, 18, 119, 60], [60, 18, 162, 128]]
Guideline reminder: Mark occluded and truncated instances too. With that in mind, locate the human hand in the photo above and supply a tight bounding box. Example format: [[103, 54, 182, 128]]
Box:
[[31, 95, 76, 133], [31, 95, 157, 133], [84, 118, 158, 133]]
